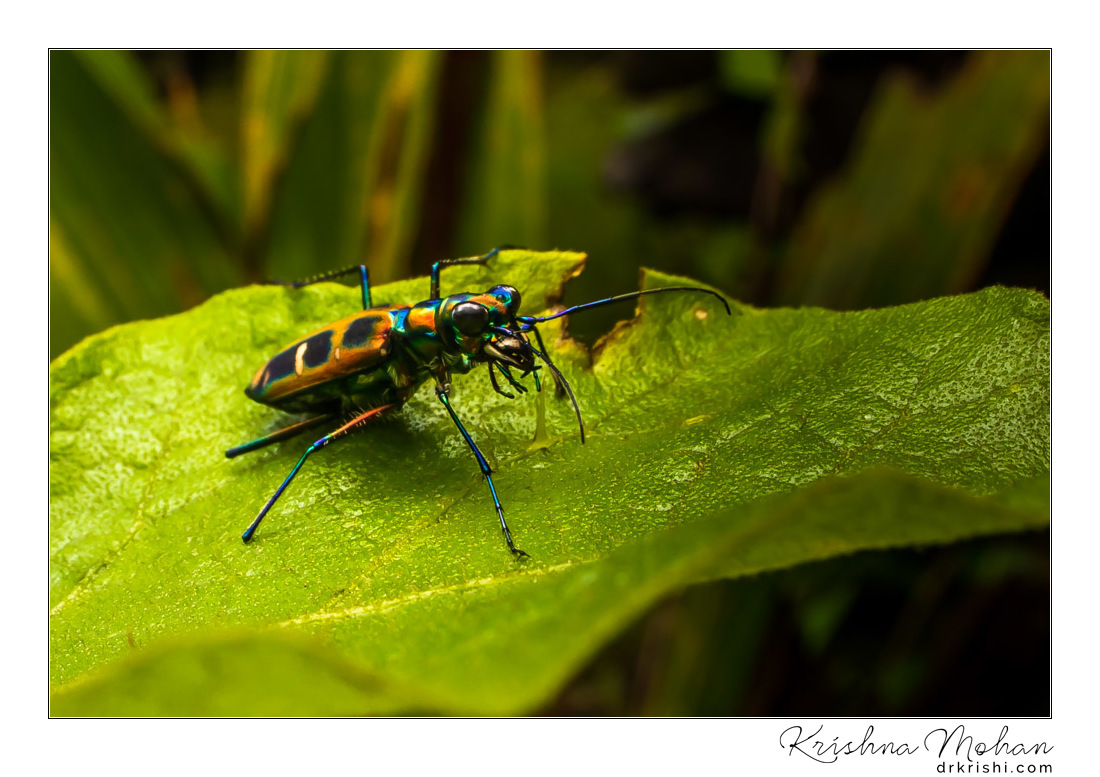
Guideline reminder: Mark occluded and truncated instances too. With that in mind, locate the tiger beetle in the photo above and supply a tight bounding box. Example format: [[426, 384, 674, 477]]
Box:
[[227, 246, 731, 558]]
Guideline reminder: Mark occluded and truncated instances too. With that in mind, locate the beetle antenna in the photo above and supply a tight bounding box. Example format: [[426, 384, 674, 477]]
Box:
[[527, 339, 585, 444], [517, 286, 731, 325], [524, 324, 567, 398]]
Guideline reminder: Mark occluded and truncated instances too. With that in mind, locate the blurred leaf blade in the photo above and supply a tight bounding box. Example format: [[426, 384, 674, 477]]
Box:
[[74, 50, 239, 229], [543, 59, 756, 331], [50, 220, 116, 357], [263, 51, 396, 281], [51, 632, 423, 716], [240, 50, 330, 268], [544, 63, 651, 337], [456, 50, 548, 254], [49, 50, 239, 358], [73, 50, 169, 143], [759, 51, 815, 194], [719, 50, 784, 98], [777, 50, 1050, 308], [357, 50, 442, 283], [51, 251, 1048, 714]]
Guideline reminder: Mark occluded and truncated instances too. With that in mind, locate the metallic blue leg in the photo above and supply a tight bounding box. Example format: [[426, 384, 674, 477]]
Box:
[[225, 413, 337, 459], [266, 265, 373, 310], [242, 444, 317, 542], [436, 386, 528, 558], [240, 404, 394, 543], [430, 245, 521, 300]]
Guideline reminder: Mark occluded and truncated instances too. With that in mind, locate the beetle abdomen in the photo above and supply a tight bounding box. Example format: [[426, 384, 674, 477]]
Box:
[[246, 309, 403, 409]]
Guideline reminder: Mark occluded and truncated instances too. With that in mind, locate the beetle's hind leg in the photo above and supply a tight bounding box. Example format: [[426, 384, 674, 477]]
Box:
[[240, 403, 397, 543], [264, 265, 374, 310], [225, 413, 338, 459]]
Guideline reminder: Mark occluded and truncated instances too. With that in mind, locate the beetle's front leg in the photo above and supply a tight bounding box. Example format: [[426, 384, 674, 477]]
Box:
[[488, 363, 530, 399], [434, 381, 528, 559]]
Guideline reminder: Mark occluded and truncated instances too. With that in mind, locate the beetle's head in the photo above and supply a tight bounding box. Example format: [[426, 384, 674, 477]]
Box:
[[439, 285, 528, 364], [439, 284, 585, 441], [483, 331, 536, 372], [437, 275, 731, 447]]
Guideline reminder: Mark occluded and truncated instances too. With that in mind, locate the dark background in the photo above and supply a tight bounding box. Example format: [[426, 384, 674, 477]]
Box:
[[50, 50, 1050, 715]]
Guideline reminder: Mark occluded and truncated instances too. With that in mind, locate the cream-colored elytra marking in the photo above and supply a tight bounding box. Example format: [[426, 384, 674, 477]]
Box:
[[294, 342, 308, 376]]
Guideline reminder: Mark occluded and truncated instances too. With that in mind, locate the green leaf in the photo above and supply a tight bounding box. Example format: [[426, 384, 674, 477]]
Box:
[[778, 50, 1050, 308], [49, 631, 426, 716], [50, 250, 1049, 714]]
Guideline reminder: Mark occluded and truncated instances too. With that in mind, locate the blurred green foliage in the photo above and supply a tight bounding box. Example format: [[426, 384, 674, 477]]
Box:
[[50, 50, 1050, 716], [50, 50, 1049, 354], [777, 51, 1049, 307]]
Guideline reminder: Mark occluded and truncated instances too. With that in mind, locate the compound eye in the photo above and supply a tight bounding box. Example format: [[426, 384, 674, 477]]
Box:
[[452, 302, 489, 336], [489, 285, 521, 315]]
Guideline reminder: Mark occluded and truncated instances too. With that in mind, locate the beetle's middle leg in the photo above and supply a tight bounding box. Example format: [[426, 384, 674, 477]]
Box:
[[436, 385, 528, 559], [240, 403, 396, 543], [429, 245, 523, 300]]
